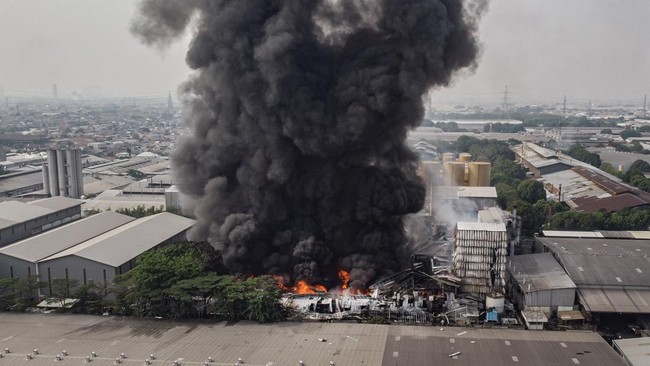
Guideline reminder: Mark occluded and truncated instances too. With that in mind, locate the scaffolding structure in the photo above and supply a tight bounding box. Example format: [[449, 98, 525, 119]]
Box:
[[453, 222, 508, 294]]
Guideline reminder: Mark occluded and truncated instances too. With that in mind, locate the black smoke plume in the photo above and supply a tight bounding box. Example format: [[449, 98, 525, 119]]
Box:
[[132, 0, 485, 289]]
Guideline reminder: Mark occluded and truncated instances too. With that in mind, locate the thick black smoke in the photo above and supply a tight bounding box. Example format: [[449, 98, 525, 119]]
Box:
[[132, 0, 485, 289]]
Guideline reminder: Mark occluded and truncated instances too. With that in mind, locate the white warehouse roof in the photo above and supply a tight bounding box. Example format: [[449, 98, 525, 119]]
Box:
[[40, 212, 196, 267], [0, 197, 82, 230], [0, 212, 135, 262]]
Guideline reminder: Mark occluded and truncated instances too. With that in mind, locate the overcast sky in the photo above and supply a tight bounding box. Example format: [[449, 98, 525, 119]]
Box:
[[0, 0, 648, 104]]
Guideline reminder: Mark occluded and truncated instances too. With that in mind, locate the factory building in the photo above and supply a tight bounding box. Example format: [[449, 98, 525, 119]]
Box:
[[453, 222, 508, 295], [537, 236, 650, 314], [0, 212, 135, 280], [0, 170, 44, 197], [37, 212, 195, 294], [42, 147, 84, 198], [506, 253, 577, 312], [0, 197, 81, 247]]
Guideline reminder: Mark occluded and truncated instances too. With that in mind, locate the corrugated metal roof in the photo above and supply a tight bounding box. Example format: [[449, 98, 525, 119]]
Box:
[[579, 288, 650, 313], [538, 237, 650, 288], [0, 313, 628, 366], [613, 336, 650, 366], [457, 222, 506, 232], [28, 196, 81, 211], [40, 212, 195, 267], [0, 212, 134, 262], [542, 230, 605, 238], [507, 253, 576, 292]]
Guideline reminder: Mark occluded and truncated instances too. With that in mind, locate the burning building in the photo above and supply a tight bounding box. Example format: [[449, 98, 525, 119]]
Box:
[[452, 222, 508, 295], [131, 0, 485, 289]]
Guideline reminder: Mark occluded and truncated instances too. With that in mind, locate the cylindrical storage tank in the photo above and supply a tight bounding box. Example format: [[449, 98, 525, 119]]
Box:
[[459, 153, 472, 162], [75, 149, 84, 197], [442, 153, 455, 162], [42, 164, 50, 195], [486, 292, 505, 314], [66, 149, 78, 198], [619, 164, 625, 173], [47, 148, 59, 196], [468, 162, 492, 186], [56, 149, 67, 196], [444, 162, 467, 186]]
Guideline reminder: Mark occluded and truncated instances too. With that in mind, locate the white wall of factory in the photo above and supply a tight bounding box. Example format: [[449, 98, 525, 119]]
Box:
[[0, 255, 36, 280], [42, 147, 84, 199], [38, 227, 190, 295]]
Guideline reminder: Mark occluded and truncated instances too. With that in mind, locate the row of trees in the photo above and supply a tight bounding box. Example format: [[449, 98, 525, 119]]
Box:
[[0, 242, 286, 322], [114, 242, 285, 321]]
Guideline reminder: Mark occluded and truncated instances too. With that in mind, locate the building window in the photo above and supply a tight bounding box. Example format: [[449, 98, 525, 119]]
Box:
[[83, 269, 87, 285], [103, 269, 107, 295], [10, 266, 13, 278], [27, 266, 31, 277]]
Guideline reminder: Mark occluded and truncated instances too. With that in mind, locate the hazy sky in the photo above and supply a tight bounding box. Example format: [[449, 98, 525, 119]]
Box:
[[0, 0, 648, 103]]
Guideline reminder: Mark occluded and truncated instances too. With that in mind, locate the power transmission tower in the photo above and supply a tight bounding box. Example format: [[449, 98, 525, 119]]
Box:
[[563, 95, 567, 117], [167, 92, 174, 112]]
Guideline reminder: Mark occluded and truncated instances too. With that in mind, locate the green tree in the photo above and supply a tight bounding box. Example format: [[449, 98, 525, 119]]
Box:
[[0, 278, 18, 310], [600, 162, 624, 179], [621, 129, 642, 140], [517, 180, 546, 204], [72, 283, 105, 315]]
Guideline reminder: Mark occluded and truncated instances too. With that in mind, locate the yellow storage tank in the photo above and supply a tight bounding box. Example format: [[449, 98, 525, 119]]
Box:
[[468, 162, 492, 186], [459, 153, 472, 162], [444, 161, 467, 186], [442, 153, 455, 162]]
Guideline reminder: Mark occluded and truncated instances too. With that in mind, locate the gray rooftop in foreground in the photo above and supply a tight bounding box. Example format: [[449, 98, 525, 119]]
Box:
[[0, 212, 135, 262], [41, 212, 196, 267], [508, 253, 576, 292], [0, 313, 627, 366]]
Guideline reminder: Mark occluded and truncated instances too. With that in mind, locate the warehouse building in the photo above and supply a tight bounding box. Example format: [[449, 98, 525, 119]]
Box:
[[0, 197, 81, 247], [537, 236, 650, 314], [38, 212, 195, 294], [506, 252, 577, 312], [0, 211, 135, 280]]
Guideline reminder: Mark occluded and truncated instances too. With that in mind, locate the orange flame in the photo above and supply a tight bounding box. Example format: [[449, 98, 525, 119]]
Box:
[[291, 280, 327, 294], [338, 270, 350, 290], [273, 275, 288, 291]]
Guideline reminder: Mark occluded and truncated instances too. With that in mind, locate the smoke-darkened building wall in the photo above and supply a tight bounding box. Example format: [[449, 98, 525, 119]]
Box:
[[42, 148, 84, 199]]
